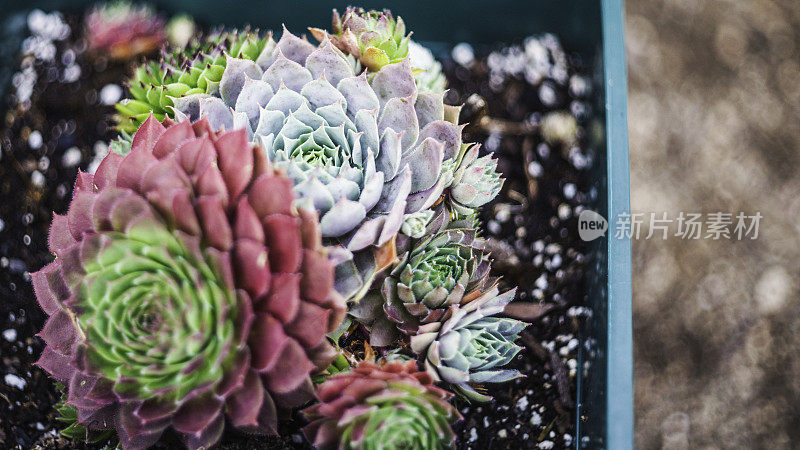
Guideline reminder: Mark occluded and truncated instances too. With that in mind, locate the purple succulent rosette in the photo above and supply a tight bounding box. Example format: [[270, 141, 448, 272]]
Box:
[[31, 116, 345, 449], [411, 286, 526, 402], [171, 27, 469, 301]]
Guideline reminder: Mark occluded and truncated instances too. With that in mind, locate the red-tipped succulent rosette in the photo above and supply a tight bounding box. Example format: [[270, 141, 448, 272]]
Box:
[[84, 2, 167, 60], [31, 116, 345, 449], [303, 360, 461, 449]]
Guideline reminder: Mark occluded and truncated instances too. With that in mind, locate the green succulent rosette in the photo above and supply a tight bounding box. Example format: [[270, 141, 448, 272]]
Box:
[[311, 8, 448, 92], [310, 7, 410, 72], [115, 29, 276, 132]]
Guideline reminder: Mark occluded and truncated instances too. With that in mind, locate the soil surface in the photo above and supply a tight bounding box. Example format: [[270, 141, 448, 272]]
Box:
[[0, 10, 595, 450]]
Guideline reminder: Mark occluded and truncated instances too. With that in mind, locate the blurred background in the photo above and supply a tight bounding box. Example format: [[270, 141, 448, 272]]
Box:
[[627, 0, 800, 448]]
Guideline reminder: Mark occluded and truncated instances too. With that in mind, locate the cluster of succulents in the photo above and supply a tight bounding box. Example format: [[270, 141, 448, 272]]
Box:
[[33, 6, 530, 450]]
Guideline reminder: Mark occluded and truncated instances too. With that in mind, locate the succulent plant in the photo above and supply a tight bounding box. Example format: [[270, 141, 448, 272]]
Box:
[[447, 143, 504, 217], [115, 29, 275, 132], [32, 116, 345, 449], [55, 390, 115, 444], [107, 129, 133, 156], [160, 27, 469, 302], [352, 224, 493, 347], [84, 1, 166, 60], [410, 287, 526, 402], [311, 8, 448, 93], [400, 209, 435, 239], [303, 360, 460, 450], [310, 7, 410, 72]]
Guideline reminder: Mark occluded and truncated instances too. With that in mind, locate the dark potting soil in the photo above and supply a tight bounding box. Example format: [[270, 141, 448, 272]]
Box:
[[0, 11, 595, 450]]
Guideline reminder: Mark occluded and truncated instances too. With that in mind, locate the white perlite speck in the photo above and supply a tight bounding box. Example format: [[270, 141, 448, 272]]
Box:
[[567, 338, 579, 351], [535, 274, 548, 290], [100, 84, 123, 105], [5, 373, 27, 390], [452, 43, 475, 66], [62, 147, 82, 167], [563, 183, 577, 199], [28, 130, 43, 149], [2, 328, 17, 342], [530, 411, 542, 426], [487, 220, 501, 235], [527, 161, 543, 177], [87, 141, 110, 174], [516, 395, 529, 411], [755, 265, 793, 314], [31, 170, 45, 187], [539, 440, 555, 449], [468, 427, 478, 442], [557, 204, 572, 220], [495, 206, 511, 223]]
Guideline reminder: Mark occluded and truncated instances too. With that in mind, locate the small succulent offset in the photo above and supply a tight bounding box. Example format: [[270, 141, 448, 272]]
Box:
[[447, 143, 504, 217], [310, 7, 410, 72], [303, 360, 460, 449], [32, 117, 345, 449], [84, 1, 166, 60], [411, 287, 526, 402], [311, 8, 448, 92], [55, 391, 115, 444]]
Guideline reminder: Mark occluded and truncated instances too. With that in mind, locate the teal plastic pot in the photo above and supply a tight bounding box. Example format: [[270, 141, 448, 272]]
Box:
[[1, 0, 633, 447]]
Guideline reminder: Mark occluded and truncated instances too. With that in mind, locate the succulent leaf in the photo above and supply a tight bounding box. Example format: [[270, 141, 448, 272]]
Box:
[[311, 353, 351, 384], [56, 390, 116, 444]]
